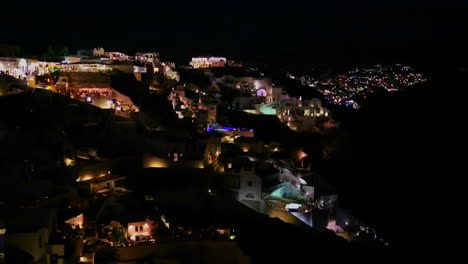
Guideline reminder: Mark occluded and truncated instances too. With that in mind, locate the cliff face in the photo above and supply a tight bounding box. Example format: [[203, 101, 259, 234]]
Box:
[[0, 75, 27, 96]]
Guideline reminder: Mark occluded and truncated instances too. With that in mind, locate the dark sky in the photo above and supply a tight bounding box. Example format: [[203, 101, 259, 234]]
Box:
[[1, 0, 466, 68]]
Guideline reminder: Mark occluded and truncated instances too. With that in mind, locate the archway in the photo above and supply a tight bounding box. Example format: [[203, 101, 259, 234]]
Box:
[[256, 89, 266, 97]]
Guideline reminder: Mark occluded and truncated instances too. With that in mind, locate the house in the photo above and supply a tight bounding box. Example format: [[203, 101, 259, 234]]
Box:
[[127, 217, 157, 243], [255, 96, 330, 131], [135, 52, 159, 64], [105, 52, 131, 61], [190, 57, 227, 69], [225, 166, 265, 213], [0, 208, 63, 264], [56, 67, 139, 112], [0, 57, 46, 80], [78, 174, 127, 194], [93, 47, 105, 57], [276, 97, 330, 131]]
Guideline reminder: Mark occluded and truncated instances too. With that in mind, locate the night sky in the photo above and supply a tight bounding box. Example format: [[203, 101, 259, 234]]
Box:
[[2, 0, 466, 68]]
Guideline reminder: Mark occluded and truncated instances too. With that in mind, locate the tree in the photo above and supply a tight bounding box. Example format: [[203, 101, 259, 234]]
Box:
[[43, 45, 69, 60], [43, 45, 56, 60], [112, 224, 127, 244], [50, 67, 61, 83], [58, 46, 69, 56]]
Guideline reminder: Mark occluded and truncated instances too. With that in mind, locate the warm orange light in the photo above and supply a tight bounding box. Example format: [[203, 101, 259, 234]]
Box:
[[81, 175, 93, 181], [64, 158, 75, 166], [297, 149, 308, 160]]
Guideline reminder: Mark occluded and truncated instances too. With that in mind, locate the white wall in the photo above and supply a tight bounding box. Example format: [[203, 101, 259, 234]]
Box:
[[49, 244, 65, 264], [127, 221, 151, 237], [302, 186, 315, 200], [238, 168, 262, 201], [7, 227, 49, 262]]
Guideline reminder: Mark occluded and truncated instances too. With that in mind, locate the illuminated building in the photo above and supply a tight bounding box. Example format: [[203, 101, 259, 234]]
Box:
[[190, 57, 227, 68], [85, 175, 127, 194], [226, 166, 265, 213], [135, 52, 160, 64], [105, 52, 131, 61], [0, 57, 49, 79], [93, 47, 105, 57], [163, 67, 180, 82], [276, 97, 329, 131], [254, 95, 329, 131], [229, 77, 273, 98], [55, 68, 139, 113], [63, 56, 82, 64], [59, 63, 112, 73], [216, 76, 276, 109], [127, 218, 157, 244]]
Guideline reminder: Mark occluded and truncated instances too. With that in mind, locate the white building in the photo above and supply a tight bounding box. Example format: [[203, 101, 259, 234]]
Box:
[[0, 57, 47, 79], [190, 57, 227, 69], [227, 167, 265, 213], [93, 47, 105, 57], [0, 209, 63, 264], [255, 96, 330, 131], [6, 227, 50, 263], [127, 218, 157, 243], [105, 52, 131, 61], [135, 52, 159, 64], [276, 98, 329, 131]]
